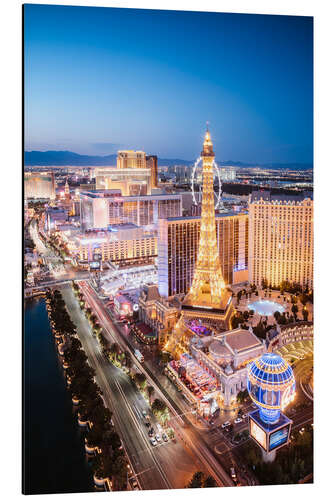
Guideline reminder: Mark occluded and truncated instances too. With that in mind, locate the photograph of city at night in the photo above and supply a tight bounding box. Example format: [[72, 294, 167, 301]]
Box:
[[23, 3, 313, 495]]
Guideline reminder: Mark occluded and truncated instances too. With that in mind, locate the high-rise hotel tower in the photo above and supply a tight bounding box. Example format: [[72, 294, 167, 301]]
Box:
[[249, 191, 313, 289]]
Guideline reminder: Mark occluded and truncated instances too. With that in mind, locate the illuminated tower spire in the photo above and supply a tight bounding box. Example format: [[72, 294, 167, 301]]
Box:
[[65, 178, 70, 200], [165, 128, 234, 358], [183, 127, 227, 308]]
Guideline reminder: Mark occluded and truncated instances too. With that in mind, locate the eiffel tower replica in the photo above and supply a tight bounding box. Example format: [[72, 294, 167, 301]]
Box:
[[165, 127, 234, 357]]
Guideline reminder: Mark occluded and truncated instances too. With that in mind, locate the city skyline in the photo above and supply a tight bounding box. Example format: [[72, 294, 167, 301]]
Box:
[[23, 4, 314, 493], [24, 128, 314, 493], [24, 5, 313, 163]]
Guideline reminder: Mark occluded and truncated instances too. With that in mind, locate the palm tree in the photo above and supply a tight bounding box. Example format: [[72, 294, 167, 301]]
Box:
[[111, 455, 128, 490], [134, 373, 147, 391], [203, 476, 217, 488], [109, 342, 120, 361], [302, 308, 309, 321], [147, 385, 155, 403], [292, 304, 298, 320], [167, 427, 175, 440], [124, 351, 132, 370], [152, 398, 169, 424], [187, 471, 204, 488]]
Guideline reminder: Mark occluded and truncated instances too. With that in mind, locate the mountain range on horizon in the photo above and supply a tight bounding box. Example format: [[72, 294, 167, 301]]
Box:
[[24, 150, 313, 170]]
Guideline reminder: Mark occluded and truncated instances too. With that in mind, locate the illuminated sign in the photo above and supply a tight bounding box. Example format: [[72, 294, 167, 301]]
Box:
[[89, 261, 101, 270], [269, 425, 289, 451], [250, 419, 267, 451]]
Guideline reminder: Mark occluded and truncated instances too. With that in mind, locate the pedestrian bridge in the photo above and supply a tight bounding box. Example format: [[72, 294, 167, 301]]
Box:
[[25, 277, 89, 297]]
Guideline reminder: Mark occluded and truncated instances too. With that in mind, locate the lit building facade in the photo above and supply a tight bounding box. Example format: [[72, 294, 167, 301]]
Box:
[[117, 150, 146, 169], [190, 328, 265, 408], [65, 224, 157, 264], [80, 190, 182, 230], [138, 284, 180, 344], [146, 155, 158, 188], [24, 172, 55, 200], [249, 191, 313, 288], [164, 327, 265, 413], [219, 166, 237, 181], [94, 167, 152, 195], [267, 321, 313, 352], [158, 212, 248, 297]]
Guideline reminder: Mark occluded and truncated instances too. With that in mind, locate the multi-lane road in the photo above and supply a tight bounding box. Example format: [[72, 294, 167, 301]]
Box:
[[78, 281, 237, 487], [61, 284, 205, 490], [58, 280, 313, 490]]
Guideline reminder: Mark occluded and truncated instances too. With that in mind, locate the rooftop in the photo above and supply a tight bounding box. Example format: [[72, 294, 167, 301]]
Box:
[[224, 328, 263, 353], [142, 284, 161, 302], [249, 190, 313, 204], [165, 211, 246, 222], [81, 189, 183, 200]]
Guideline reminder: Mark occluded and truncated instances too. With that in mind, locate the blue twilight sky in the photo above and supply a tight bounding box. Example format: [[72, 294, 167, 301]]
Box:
[[24, 4, 313, 163]]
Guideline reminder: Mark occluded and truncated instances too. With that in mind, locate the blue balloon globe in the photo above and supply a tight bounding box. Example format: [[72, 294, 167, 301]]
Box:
[[247, 352, 296, 424]]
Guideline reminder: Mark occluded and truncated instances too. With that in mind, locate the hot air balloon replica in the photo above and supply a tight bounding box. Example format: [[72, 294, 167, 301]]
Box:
[[247, 352, 296, 461]]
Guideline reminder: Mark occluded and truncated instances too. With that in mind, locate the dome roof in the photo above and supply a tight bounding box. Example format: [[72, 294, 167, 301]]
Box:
[[248, 353, 294, 387], [209, 340, 232, 361]]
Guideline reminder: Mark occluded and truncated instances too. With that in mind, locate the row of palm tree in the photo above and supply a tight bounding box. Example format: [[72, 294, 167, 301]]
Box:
[[45, 289, 77, 338], [235, 286, 259, 304], [64, 337, 127, 489], [46, 289, 129, 490], [186, 471, 217, 488]]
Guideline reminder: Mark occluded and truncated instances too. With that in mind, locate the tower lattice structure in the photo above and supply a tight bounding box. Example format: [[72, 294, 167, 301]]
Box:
[[184, 129, 227, 308], [165, 129, 233, 357]]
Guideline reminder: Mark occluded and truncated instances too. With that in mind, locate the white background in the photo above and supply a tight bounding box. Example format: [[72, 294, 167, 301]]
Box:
[[0, 0, 332, 499]]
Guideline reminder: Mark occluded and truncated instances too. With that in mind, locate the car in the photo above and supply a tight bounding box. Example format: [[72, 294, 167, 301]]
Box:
[[150, 437, 157, 446], [142, 410, 147, 418], [221, 421, 231, 429], [230, 467, 237, 482], [242, 413, 248, 420], [145, 421, 151, 428], [148, 427, 154, 437], [155, 434, 162, 443], [234, 417, 242, 424], [131, 480, 139, 491], [162, 433, 168, 442]]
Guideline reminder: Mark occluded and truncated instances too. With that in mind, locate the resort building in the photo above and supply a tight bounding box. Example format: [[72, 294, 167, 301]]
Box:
[[138, 284, 180, 344], [146, 155, 158, 188], [117, 150, 146, 169], [166, 327, 265, 411], [64, 223, 157, 265], [248, 191, 313, 289], [219, 166, 237, 181], [80, 190, 182, 230], [94, 167, 152, 195], [158, 212, 248, 297], [24, 171, 56, 200], [267, 321, 313, 352]]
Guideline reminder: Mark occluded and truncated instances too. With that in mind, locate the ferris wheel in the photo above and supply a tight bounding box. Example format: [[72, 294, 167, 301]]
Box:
[[191, 156, 222, 209]]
